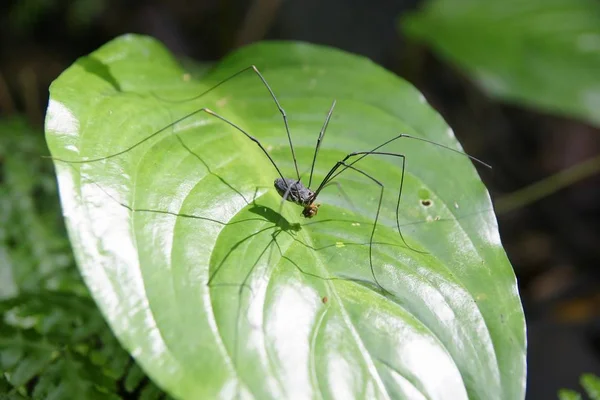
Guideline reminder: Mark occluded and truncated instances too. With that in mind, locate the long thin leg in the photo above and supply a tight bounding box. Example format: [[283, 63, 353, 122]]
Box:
[[308, 100, 336, 188], [75, 167, 275, 229], [314, 151, 426, 255], [154, 66, 256, 104], [50, 107, 288, 184], [174, 134, 249, 204], [207, 224, 277, 286], [311, 132, 491, 252], [203, 108, 288, 181], [334, 161, 388, 293], [323, 133, 491, 186], [249, 66, 300, 181], [79, 163, 291, 296], [156, 65, 301, 181]]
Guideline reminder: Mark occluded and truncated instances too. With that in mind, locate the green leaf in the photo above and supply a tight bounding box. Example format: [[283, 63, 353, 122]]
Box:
[[8, 353, 54, 386], [582, 373, 600, 400], [0, 347, 23, 371], [45, 34, 525, 399], [402, 0, 600, 127], [139, 383, 166, 400], [558, 389, 583, 400], [124, 363, 146, 393], [558, 374, 600, 400]]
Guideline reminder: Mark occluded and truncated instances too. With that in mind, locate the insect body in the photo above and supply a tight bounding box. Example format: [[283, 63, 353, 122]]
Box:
[[274, 178, 320, 218]]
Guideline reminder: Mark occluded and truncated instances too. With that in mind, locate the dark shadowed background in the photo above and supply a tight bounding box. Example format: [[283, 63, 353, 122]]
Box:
[[1, 0, 599, 398]]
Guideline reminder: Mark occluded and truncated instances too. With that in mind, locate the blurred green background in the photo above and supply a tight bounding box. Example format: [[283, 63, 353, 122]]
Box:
[[1, 0, 599, 398]]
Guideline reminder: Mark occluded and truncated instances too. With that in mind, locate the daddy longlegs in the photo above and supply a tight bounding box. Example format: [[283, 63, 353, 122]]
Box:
[[51, 65, 491, 294]]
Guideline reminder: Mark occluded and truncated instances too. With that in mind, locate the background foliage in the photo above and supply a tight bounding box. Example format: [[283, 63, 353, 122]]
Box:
[[0, 118, 169, 399], [402, 0, 600, 127]]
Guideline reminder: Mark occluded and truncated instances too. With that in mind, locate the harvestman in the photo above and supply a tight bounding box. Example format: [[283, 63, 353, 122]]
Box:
[[52, 65, 491, 293]]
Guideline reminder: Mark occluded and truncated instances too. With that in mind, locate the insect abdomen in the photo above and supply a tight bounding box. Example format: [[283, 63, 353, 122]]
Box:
[[273, 178, 314, 206]]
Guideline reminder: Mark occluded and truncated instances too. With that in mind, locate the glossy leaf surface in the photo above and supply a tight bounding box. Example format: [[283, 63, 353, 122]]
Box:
[[45, 35, 525, 399]]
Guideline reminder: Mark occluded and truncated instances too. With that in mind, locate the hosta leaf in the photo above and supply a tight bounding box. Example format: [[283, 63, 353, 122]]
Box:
[[581, 373, 600, 400], [402, 0, 600, 127], [45, 34, 525, 399]]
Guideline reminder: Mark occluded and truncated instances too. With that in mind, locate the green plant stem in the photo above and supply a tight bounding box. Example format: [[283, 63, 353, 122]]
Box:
[[495, 153, 600, 214]]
